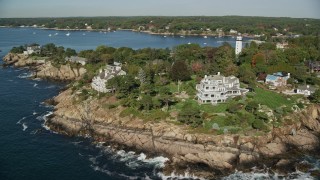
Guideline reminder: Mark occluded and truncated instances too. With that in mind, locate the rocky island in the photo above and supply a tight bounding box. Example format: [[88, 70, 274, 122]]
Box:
[[3, 40, 320, 178]]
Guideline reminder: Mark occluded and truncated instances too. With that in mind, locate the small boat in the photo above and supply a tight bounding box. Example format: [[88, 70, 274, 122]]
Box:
[[82, 33, 86, 36], [203, 42, 207, 45], [66, 32, 70, 36], [180, 35, 184, 38], [204, 36, 208, 38], [163, 36, 167, 38], [48, 34, 52, 37]]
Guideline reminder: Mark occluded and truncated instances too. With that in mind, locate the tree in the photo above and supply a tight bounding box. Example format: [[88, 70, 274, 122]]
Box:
[[245, 101, 259, 113], [238, 64, 256, 84], [65, 48, 77, 57], [178, 102, 203, 128], [159, 86, 171, 110], [191, 61, 203, 74], [170, 60, 191, 81], [100, 54, 113, 64], [10, 46, 25, 54], [309, 89, 320, 103], [140, 94, 153, 110]]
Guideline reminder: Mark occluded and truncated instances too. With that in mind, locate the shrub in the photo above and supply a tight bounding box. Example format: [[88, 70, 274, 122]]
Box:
[[227, 102, 242, 113], [178, 102, 203, 128], [296, 102, 304, 109], [252, 119, 264, 129]]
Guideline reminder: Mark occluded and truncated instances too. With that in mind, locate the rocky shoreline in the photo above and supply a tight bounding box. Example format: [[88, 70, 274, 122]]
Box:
[[46, 88, 320, 178], [3, 52, 320, 178], [2, 53, 86, 81]]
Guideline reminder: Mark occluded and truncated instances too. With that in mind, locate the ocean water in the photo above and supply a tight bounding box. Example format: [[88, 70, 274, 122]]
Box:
[[0, 27, 318, 180]]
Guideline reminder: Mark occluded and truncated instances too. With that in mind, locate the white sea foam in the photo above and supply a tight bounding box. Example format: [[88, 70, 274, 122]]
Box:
[[71, 141, 83, 145], [16, 117, 26, 124], [33, 83, 38, 87], [18, 72, 33, 79], [32, 111, 37, 115], [157, 171, 205, 180], [221, 169, 315, 180], [90, 164, 140, 179], [137, 153, 169, 168], [33, 78, 42, 81], [44, 85, 56, 89], [22, 123, 28, 131], [41, 111, 54, 132], [115, 150, 169, 169]]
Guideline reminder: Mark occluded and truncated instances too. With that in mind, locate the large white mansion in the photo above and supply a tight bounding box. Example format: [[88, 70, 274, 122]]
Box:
[[196, 72, 248, 104], [91, 62, 126, 93]]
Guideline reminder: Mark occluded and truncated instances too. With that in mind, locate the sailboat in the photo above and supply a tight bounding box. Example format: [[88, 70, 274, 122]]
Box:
[[66, 32, 70, 36], [48, 34, 52, 37], [204, 36, 208, 38]]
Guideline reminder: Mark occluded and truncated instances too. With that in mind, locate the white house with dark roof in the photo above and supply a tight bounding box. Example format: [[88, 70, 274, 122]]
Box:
[[91, 62, 126, 93], [23, 45, 41, 55], [196, 72, 248, 104], [65, 56, 87, 65], [294, 85, 316, 96]]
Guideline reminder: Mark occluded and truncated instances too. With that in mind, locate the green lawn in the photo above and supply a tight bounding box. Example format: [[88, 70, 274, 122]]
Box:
[[250, 88, 294, 109]]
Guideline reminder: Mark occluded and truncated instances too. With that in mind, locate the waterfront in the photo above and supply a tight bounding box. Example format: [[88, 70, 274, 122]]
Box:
[[0, 27, 318, 179]]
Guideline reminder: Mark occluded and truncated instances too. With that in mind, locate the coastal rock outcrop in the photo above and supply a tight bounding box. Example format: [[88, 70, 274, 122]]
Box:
[[3, 53, 86, 81], [47, 89, 320, 177]]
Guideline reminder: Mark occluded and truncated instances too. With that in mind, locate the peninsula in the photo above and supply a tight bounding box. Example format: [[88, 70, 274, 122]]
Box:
[[3, 35, 320, 178]]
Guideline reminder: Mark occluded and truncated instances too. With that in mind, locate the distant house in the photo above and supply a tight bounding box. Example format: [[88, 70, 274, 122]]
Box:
[[307, 60, 320, 73], [23, 45, 40, 55], [229, 29, 238, 34], [196, 72, 248, 104], [265, 72, 290, 88], [294, 85, 316, 96], [65, 56, 87, 65], [91, 62, 126, 93], [276, 42, 288, 50]]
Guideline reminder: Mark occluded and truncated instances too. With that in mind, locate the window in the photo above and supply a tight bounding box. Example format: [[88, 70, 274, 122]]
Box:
[[206, 100, 211, 103], [204, 94, 208, 97], [211, 94, 214, 97], [206, 87, 209, 90]]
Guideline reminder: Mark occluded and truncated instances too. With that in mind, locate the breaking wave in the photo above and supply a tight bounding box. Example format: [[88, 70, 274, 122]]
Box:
[[157, 171, 205, 180], [22, 123, 28, 131], [38, 111, 54, 132], [16, 117, 26, 124], [18, 72, 33, 79], [221, 170, 315, 180], [115, 150, 169, 169]]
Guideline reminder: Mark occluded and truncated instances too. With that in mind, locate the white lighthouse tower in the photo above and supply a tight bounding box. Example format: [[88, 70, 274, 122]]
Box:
[[235, 35, 243, 55]]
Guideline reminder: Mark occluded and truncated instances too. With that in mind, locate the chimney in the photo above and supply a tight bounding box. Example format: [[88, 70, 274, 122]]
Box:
[[287, 73, 290, 78], [307, 85, 310, 89], [217, 72, 220, 76]]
